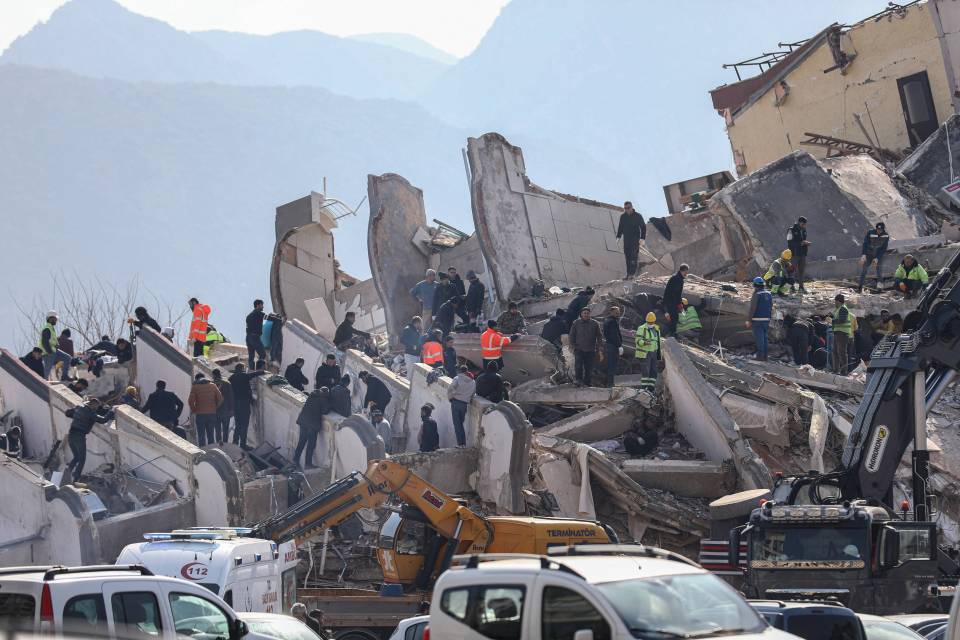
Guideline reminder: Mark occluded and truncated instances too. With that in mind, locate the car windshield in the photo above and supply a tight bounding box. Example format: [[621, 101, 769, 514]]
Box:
[[596, 573, 766, 639], [246, 617, 321, 640], [861, 619, 925, 640], [753, 527, 866, 566]]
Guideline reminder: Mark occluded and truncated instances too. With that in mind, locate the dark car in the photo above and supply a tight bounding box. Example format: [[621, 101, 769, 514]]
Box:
[[750, 601, 866, 640]]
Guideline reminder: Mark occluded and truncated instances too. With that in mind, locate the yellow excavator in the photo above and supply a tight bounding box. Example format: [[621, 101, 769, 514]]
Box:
[[250, 459, 616, 588]]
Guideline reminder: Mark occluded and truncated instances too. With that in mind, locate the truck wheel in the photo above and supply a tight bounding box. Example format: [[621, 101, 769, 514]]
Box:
[[335, 630, 383, 640]]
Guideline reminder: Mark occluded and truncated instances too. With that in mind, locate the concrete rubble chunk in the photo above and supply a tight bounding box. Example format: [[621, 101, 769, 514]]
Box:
[[510, 378, 644, 406], [720, 393, 791, 448], [451, 334, 558, 384], [477, 401, 532, 514], [734, 357, 865, 396], [540, 394, 646, 442], [621, 460, 734, 499], [899, 114, 960, 199]]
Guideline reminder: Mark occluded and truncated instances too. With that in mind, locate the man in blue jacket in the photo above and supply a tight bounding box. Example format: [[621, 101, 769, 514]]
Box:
[[746, 277, 773, 361]]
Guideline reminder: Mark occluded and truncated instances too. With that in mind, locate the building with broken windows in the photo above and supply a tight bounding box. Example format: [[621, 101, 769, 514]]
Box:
[[711, 0, 960, 176]]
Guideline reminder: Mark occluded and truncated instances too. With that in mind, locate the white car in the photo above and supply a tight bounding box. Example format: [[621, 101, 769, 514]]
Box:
[[859, 614, 926, 640], [429, 544, 802, 640], [0, 563, 274, 639], [239, 611, 326, 639], [388, 614, 429, 640]]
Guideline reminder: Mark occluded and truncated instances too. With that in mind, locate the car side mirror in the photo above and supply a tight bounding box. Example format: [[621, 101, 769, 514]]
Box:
[[880, 526, 900, 569], [230, 618, 248, 640], [574, 630, 595, 640]]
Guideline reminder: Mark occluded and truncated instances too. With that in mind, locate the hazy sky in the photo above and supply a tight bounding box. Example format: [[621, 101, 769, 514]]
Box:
[[0, 0, 511, 57]]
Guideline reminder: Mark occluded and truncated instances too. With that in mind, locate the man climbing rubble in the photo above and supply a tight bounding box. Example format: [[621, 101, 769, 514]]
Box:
[[64, 397, 114, 483], [858, 222, 889, 293], [229, 363, 265, 450], [188, 297, 212, 358], [635, 312, 661, 391], [893, 254, 929, 298], [662, 265, 688, 335], [602, 306, 623, 387], [616, 200, 646, 279], [563, 287, 595, 328], [746, 277, 773, 361], [540, 309, 567, 350], [786, 216, 810, 293], [330, 375, 352, 417], [245, 299, 266, 369], [784, 315, 814, 366], [315, 354, 341, 390], [481, 320, 514, 372], [358, 370, 392, 413], [569, 307, 604, 387], [676, 298, 702, 343], [284, 357, 309, 391], [294, 386, 329, 468], [764, 250, 795, 295], [476, 361, 507, 403], [141, 380, 185, 437]]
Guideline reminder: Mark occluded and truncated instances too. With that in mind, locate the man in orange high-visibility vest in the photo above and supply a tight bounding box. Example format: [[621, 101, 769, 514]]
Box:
[[480, 319, 512, 372], [188, 298, 211, 357], [421, 330, 444, 368]]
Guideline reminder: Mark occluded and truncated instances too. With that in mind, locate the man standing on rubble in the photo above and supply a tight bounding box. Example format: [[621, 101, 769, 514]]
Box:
[[38, 311, 71, 381], [832, 294, 853, 375], [358, 370, 392, 413], [142, 380, 185, 437], [497, 301, 527, 335], [662, 265, 688, 335], [421, 330, 445, 370], [230, 363, 265, 450], [448, 266, 466, 297], [284, 358, 309, 391], [434, 295, 465, 338], [188, 373, 222, 447], [569, 307, 604, 387], [784, 316, 814, 366], [315, 354, 341, 390], [410, 269, 439, 325], [481, 320, 513, 372], [211, 369, 234, 445], [245, 300, 266, 369], [432, 272, 456, 313], [603, 306, 623, 387], [447, 365, 475, 447], [330, 375, 352, 416], [616, 201, 647, 279], [746, 277, 773, 361], [401, 317, 423, 378], [64, 397, 114, 483], [858, 222, 889, 293], [464, 271, 486, 331], [188, 298, 211, 358], [676, 298, 702, 343], [635, 312, 661, 391], [294, 387, 329, 468], [564, 287, 595, 329], [787, 216, 810, 293], [418, 403, 439, 453], [476, 361, 507, 403]]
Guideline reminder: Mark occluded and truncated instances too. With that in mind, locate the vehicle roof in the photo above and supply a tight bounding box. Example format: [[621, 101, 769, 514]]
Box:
[[397, 615, 430, 626], [888, 615, 949, 624], [237, 612, 296, 622], [750, 601, 856, 614], [0, 568, 207, 588], [859, 614, 910, 624], [453, 555, 704, 584]]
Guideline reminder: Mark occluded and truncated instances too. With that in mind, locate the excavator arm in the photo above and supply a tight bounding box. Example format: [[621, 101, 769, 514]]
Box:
[[250, 460, 492, 550]]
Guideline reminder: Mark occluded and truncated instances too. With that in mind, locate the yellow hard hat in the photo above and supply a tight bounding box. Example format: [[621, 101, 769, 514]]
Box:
[[781, 249, 792, 260], [645, 312, 657, 323], [681, 297, 688, 306]]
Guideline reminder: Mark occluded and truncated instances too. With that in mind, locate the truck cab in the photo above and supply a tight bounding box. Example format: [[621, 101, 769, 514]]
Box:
[[734, 501, 940, 613], [116, 528, 299, 614]]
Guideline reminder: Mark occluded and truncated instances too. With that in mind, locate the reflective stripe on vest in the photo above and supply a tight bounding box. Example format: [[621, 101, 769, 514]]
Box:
[[833, 305, 853, 337], [677, 308, 701, 333], [481, 329, 509, 359], [422, 341, 443, 364], [634, 325, 660, 357], [38, 322, 58, 354], [190, 304, 210, 341]]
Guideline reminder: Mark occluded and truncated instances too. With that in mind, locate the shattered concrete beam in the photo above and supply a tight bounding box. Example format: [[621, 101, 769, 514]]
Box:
[[451, 334, 558, 384], [621, 460, 735, 499], [735, 358, 865, 396], [540, 394, 646, 442], [535, 433, 709, 538], [509, 378, 647, 406]]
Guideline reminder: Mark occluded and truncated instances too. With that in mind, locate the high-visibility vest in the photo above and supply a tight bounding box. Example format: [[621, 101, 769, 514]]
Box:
[[677, 307, 702, 333], [480, 328, 510, 359], [203, 329, 225, 357], [189, 303, 211, 342], [422, 341, 443, 365], [833, 305, 853, 337], [635, 324, 661, 358], [38, 322, 58, 354]]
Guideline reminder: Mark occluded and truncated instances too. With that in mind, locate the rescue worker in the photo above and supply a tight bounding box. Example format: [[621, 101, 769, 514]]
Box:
[[675, 298, 702, 343], [602, 306, 623, 387], [464, 271, 486, 331], [229, 363, 266, 450], [433, 295, 465, 338], [764, 250, 795, 295], [832, 293, 853, 375], [634, 312, 661, 391], [188, 297, 211, 357], [476, 361, 507, 403], [616, 200, 647, 279], [421, 330, 444, 369], [418, 403, 439, 453], [64, 398, 114, 483], [786, 216, 810, 293], [496, 301, 527, 335], [38, 311, 71, 381], [784, 315, 815, 366], [480, 319, 513, 372], [20, 347, 45, 378], [431, 272, 456, 313], [858, 222, 889, 292], [245, 299, 266, 369], [746, 277, 773, 361], [563, 287, 596, 329], [294, 387, 329, 468], [893, 254, 929, 298], [400, 317, 423, 378], [569, 307, 604, 387], [333, 312, 356, 350], [132, 306, 162, 335], [662, 265, 688, 335], [203, 325, 226, 358]]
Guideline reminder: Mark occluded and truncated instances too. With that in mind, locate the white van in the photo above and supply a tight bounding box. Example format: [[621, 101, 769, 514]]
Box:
[[0, 564, 275, 639], [116, 528, 299, 614]]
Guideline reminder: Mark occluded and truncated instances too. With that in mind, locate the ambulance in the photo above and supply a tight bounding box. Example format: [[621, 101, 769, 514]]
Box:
[[116, 528, 299, 614]]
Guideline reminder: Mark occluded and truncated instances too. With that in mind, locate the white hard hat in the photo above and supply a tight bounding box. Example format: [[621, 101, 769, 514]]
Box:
[[46, 310, 58, 319]]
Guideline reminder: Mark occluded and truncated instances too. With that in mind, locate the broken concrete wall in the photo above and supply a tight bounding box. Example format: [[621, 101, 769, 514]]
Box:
[[135, 327, 192, 420], [271, 192, 340, 333], [368, 173, 431, 343], [0, 349, 56, 460], [899, 114, 960, 197], [256, 379, 320, 463], [476, 402, 531, 514], [539, 387, 649, 442], [641, 209, 754, 279], [661, 338, 771, 490], [96, 499, 196, 562], [46, 485, 101, 564], [332, 277, 386, 336], [428, 235, 488, 285], [50, 384, 119, 475], [342, 350, 409, 432], [402, 363, 485, 451], [0, 458, 59, 565], [334, 414, 386, 478], [621, 460, 734, 499], [391, 447, 478, 495], [451, 334, 559, 385], [280, 319, 337, 383]]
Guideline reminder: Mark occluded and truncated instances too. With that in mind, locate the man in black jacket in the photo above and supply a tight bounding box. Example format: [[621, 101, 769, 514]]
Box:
[[433, 296, 465, 338], [358, 370, 392, 413], [64, 398, 114, 482], [141, 380, 185, 436], [476, 361, 507, 403], [431, 272, 457, 314], [857, 222, 889, 292], [229, 363, 265, 450], [603, 306, 623, 387], [540, 310, 567, 349], [245, 300, 266, 369], [20, 348, 45, 378], [132, 306, 162, 334], [333, 312, 356, 349], [315, 354, 341, 390], [662, 264, 689, 335], [464, 271, 486, 331], [616, 201, 647, 279], [294, 388, 329, 468], [448, 267, 466, 297], [563, 288, 595, 327], [400, 318, 423, 379], [330, 375, 352, 417], [284, 358, 309, 391], [787, 217, 810, 293], [418, 403, 439, 453]]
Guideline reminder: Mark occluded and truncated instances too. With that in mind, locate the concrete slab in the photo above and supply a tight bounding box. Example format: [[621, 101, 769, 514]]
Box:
[[451, 333, 558, 384], [540, 399, 642, 442], [720, 393, 791, 448], [477, 402, 532, 514], [510, 378, 643, 406], [390, 447, 478, 495], [899, 114, 960, 199], [734, 358, 865, 396], [621, 459, 734, 499]]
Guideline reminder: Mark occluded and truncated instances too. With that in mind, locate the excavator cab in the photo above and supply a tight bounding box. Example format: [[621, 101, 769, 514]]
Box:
[[378, 512, 437, 585]]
